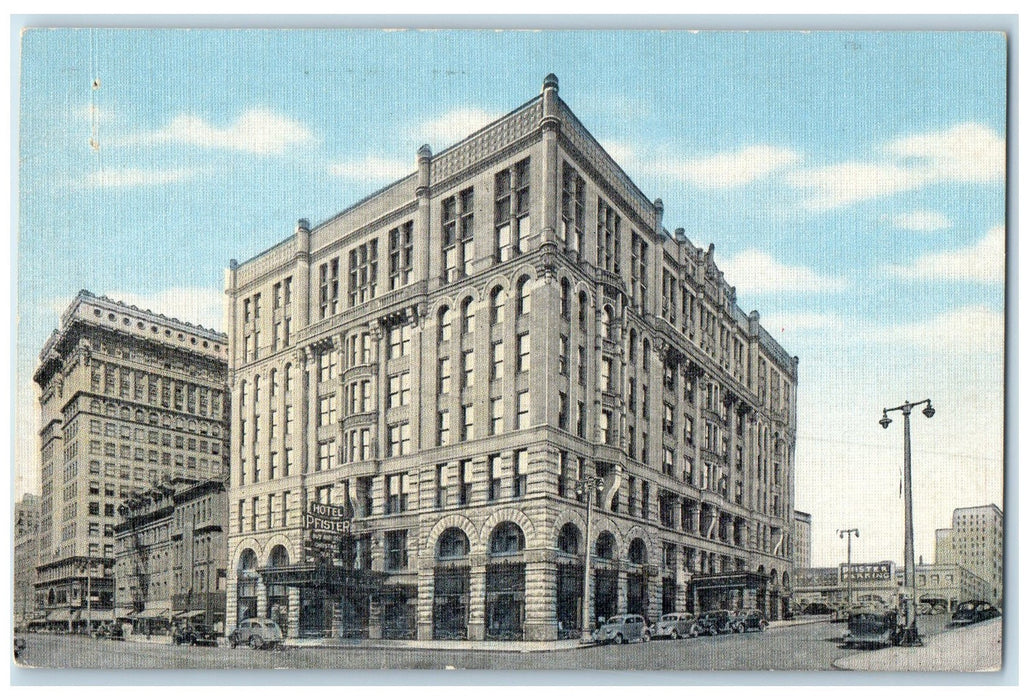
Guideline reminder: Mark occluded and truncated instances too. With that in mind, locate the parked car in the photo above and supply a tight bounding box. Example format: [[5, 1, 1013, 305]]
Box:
[[693, 609, 734, 636], [592, 614, 650, 644], [949, 600, 1001, 627], [802, 602, 834, 616], [228, 618, 283, 649], [843, 608, 899, 648], [92, 622, 124, 641], [730, 609, 768, 633], [174, 622, 218, 647], [651, 612, 696, 640]]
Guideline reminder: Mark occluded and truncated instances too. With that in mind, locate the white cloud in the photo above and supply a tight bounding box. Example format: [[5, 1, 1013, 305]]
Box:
[[891, 210, 952, 232], [600, 140, 636, 166], [885, 122, 1005, 183], [886, 225, 1005, 282], [84, 167, 198, 188], [329, 155, 412, 182], [99, 287, 225, 332], [122, 108, 314, 155], [787, 123, 1005, 210], [719, 249, 848, 294], [411, 107, 500, 148], [787, 161, 928, 210], [878, 305, 1004, 354], [653, 145, 802, 188]]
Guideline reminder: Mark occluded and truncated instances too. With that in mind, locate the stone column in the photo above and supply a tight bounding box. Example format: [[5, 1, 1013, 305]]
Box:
[[617, 570, 628, 615], [539, 73, 560, 247], [415, 146, 432, 284], [293, 220, 311, 328], [524, 554, 557, 641], [467, 559, 487, 641], [416, 565, 435, 641], [287, 586, 301, 639]]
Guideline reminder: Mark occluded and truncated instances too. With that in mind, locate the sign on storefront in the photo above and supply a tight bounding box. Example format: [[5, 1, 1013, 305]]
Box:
[[839, 562, 893, 582]]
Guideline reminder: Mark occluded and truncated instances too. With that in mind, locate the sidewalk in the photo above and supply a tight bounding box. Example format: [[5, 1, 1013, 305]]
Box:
[[833, 618, 1002, 672], [283, 636, 588, 653]]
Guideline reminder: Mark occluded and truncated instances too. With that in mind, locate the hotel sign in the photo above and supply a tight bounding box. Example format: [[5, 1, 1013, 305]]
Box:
[[304, 502, 352, 535], [839, 562, 893, 582]]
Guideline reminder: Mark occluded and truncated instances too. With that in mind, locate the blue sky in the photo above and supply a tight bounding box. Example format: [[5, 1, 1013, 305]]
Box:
[[15, 29, 1006, 568]]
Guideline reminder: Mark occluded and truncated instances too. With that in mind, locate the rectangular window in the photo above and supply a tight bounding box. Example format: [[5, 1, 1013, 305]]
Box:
[[600, 410, 612, 445], [577, 346, 587, 385], [558, 392, 568, 430], [389, 221, 413, 290], [318, 351, 337, 383], [516, 391, 530, 430], [319, 395, 338, 427], [491, 340, 504, 381], [435, 464, 448, 508], [348, 239, 378, 306], [601, 356, 613, 392], [385, 530, 409, 571], [462, 349, 475, 389], [461, 404, 474, 442], [319, 257, 340, 318], [438, 410, 450, 446], [560, 162, 585, 253], [458, 459, 472, 505], [490, 398, 504, 435], [387, 423, 411, 457], [385, 473, 410, 514], [663, 447, 675, 477], [388, 324, 411, 359], [558, 335, 569, 376], [576, 401, 586, 438], [318, 441, 336, 471], [513, 449, 528, 497], [517, 333, 531, 373], [488, 454, 501, 501], [438, 357, 452, 395], [494, 158, 530, 261], [596, 197, 621, 274]]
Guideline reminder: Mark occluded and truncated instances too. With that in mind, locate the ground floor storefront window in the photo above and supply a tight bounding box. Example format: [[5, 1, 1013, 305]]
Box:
[[595, 569, 618, 622], [266, 585, 289, 637], [662, 578, 677, 615], [381, 585, 416, 640], [299, 588, 332, 637], [556, 563, 583, 637], [626, 572, 647, 617], [485, 563, 525, 640], [434, 567, 469, 640]]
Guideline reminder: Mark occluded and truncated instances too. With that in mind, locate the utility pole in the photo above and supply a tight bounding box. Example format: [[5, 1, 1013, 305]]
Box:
[[837, 528, 859, 609], [576, 475, 604, 642]]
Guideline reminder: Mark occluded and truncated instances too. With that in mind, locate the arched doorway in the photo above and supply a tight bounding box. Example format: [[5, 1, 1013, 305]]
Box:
[[555, 523, 583, 637], [236, 549, 259, 622], [594, 531, 619, 623], [433, 527, 470, 640], [266, 545, 290, 635], [485, 522, 526, 640], [626, 538, 649, 617]]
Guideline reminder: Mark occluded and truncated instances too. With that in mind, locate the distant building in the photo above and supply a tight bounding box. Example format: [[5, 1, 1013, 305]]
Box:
[[33, 290, 229, 631], [792, 561, 990, 614], [224, 75, 799, 642], [793, 510, 811, 570], [113, 476, 229, 636], [935, 504, 1003, 606], [14, 494, 40, 626]]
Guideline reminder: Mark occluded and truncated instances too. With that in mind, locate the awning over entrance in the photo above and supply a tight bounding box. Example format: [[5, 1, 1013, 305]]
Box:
[[174, 610, 207, 619], [136, 606, 170, 619], [45, 608, 77, 622]]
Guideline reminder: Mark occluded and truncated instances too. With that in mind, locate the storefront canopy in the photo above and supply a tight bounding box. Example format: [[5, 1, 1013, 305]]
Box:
[[136, 606, 170, 620], [174, 610, 207, 619]]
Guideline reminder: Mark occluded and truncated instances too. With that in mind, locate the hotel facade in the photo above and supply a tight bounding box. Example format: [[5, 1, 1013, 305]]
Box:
[[225, 75, 798, 641], [33, 291, 229, 630]]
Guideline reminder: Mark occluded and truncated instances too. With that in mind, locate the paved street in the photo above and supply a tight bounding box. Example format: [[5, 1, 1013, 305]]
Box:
[[15, 615, 953, 673]]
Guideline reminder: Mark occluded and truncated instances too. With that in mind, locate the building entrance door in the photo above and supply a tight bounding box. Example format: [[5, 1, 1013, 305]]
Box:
[[595, 569, 618, 622], [433, 567, 470, 640], [627, 573, 647, 616], [556, 563, 583, 637], [485, 563, 525, 640]]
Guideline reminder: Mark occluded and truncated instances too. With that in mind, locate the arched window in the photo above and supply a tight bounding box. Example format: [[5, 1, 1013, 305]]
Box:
[[600, 305, 614, 340], [489, 522, 525, 555], [516, 276, 531, 317], [628, 328, 637, 363], [253, 375, 261, 406], [284, 364, 293, 393], [268, 544, 290, 568], [491, 287, 507, 325], [595, 531, 616, 560], [628, 538, 647, 565], [578, 291, 589, 329], [439, 306, 453, 343], [642, 339, 650, 372], [557, 523, 581, 555], [560, 278, 570, 318], [238, 549, 258, 572], [270, 369, 278, 397], [240, 380, 248, 407], [437, 527, 470, 560], [461, 298, 476, 335]]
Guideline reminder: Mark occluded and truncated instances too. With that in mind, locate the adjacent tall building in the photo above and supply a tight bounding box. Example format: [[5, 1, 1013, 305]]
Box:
[[935, 504, 1004, 606], [793, 510, 811, 571], [33, 291, 229, 630], [225, 75, 798, 641], [14, 494, 40, 626]]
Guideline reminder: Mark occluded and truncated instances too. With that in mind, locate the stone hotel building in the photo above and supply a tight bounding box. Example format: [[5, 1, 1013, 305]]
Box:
[[225, 75, 798, 641]]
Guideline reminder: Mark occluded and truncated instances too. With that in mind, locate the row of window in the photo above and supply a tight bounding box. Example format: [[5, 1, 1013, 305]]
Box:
[[89, 366, 225, 419]]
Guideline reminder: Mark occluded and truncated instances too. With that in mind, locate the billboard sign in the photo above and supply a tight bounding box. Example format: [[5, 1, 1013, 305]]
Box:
[[840, 561, 893, 582]]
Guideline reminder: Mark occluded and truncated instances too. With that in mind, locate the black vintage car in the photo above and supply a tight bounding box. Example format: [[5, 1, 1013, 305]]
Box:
[[949, 600, 1001, 627], [693, 609, 734, 636], [730, 609, 769, 633], [173, 622, 218, 646], [842, 608, 899, 648]]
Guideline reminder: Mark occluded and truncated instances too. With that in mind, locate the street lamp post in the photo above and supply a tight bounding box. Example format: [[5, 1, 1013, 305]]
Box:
[[879, 398, 934, 647], [575, 475, 605, 643], [837, 528, 859, 609]]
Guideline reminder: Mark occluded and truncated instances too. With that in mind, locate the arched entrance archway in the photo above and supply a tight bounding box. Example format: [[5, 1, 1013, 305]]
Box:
[[236, 549, 259, 623], [556, 523, 583, 637], [485, 522, 526, 640], [626, 538, 649, 617], [266, 545, 290, 635], [594, 531, 619, 622]]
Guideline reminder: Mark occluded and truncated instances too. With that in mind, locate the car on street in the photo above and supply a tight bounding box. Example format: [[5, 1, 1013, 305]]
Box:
[[228, 618, 283, 649], [842, 608, 899, 648], [693, 609, 734, 636], [174, 622, 218, 646], [93, 623, 124, 640], [730, 609, 768, 633], [949, 600, 1001, 627], [592, 614, 650, 644], [651, 612, 696, 640]]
